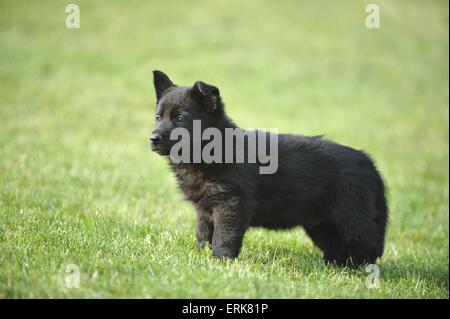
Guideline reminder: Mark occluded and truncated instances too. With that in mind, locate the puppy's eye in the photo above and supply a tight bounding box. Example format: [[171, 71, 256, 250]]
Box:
[[176, 115, 185, 122], [155, 115, 162, 122]]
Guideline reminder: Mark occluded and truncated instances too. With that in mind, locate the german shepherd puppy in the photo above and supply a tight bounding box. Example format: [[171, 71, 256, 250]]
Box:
[[150, 70, 388, 266]]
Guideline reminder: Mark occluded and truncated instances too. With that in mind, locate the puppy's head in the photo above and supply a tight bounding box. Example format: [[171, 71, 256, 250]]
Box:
[[150, 70, 224, 156]]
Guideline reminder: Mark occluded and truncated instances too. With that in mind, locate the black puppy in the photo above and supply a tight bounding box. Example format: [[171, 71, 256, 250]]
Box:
[[150, 70, 388, 266]]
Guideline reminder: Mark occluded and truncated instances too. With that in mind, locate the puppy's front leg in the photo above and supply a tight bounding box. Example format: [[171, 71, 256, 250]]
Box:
[[196, 208, 214, 248], [211, 200, 246, 259]]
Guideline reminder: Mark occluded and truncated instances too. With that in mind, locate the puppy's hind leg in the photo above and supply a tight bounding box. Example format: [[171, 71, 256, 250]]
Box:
[[304, 223, 349, 266], [330, 198, 382, 267]]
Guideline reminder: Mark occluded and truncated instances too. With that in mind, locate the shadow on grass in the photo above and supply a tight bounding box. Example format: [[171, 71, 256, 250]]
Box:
[[250, 244, 448, 290], [379, 262, 449, 289], [248, 245, 328, 272]]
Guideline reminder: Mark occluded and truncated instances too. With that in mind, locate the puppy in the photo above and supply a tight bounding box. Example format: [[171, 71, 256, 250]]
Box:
[[150, 70, 388, 266]]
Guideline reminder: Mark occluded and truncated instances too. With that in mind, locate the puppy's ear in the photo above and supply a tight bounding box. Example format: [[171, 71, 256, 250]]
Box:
[[153, 70, 173, 101], [190, 81, 222, 114]]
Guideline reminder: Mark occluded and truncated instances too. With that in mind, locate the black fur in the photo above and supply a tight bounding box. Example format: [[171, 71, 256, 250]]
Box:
[[150, 70, 388, 267]]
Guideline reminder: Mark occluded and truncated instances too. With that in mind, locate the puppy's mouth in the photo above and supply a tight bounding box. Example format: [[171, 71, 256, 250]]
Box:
[[150, 143, 169, 155]]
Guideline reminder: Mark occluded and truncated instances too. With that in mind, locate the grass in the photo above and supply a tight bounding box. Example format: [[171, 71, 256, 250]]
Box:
[[0, 0, 448, 298]]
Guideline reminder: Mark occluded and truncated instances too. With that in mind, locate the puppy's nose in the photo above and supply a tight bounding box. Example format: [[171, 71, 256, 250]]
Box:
[[150, 132, 162, 144]]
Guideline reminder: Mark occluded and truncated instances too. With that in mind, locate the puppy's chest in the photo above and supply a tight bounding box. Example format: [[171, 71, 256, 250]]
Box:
[[173, 166, 230, 206]]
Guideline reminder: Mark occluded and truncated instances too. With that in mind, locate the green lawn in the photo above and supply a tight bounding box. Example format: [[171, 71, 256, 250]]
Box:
[[0, 0, 448, 298]]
